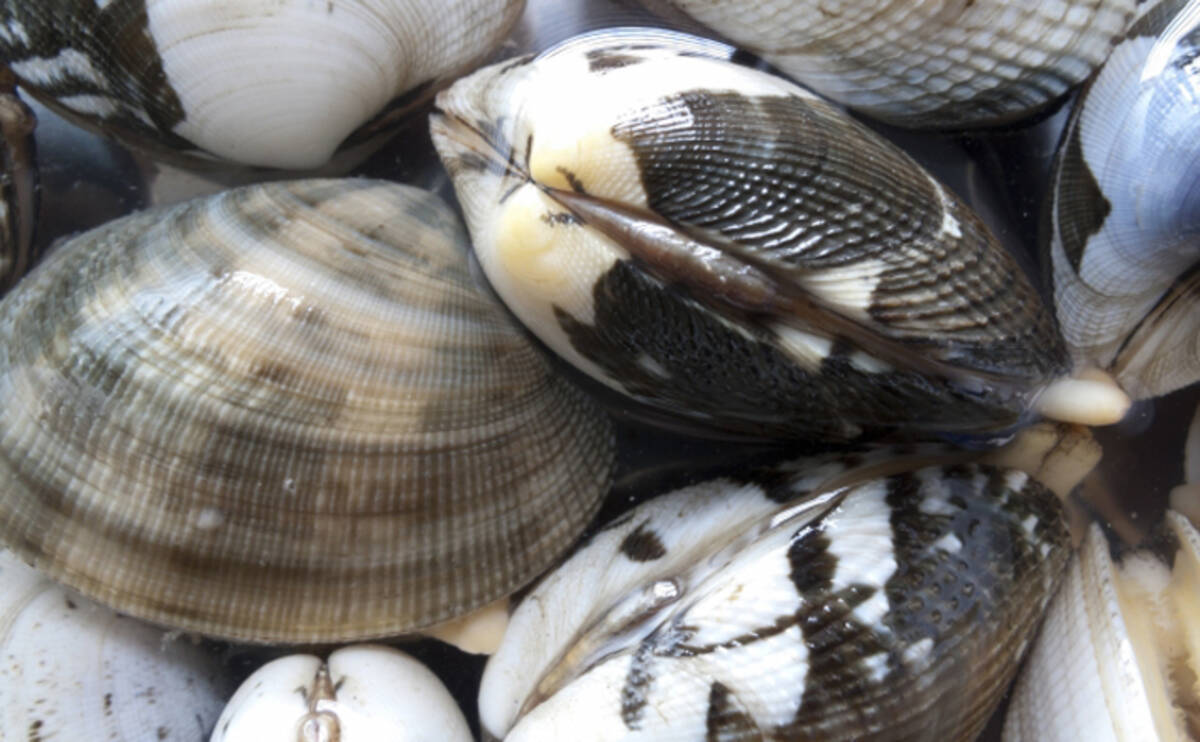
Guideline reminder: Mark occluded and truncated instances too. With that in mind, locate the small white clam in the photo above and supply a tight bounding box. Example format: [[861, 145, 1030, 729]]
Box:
[[1003, 511, 1200, 740], [211, 645, 472, 742], [0, 548, 232, 741]]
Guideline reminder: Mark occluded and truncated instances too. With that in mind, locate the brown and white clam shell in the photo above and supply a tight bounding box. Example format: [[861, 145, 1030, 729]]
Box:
[[0, 178, 615, 643]]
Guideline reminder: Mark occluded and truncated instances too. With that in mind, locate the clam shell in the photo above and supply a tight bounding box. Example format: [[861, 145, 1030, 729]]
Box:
[[0, 69, 37, 294], [1048, 0, 1200, 400], [0, 179, 614, 642], [480, 453, 1071, 741], [0, 0, 525, 168], [1003, 511, 1200, 740], [431, 29, 1072, 441], [0, 548, 232, 741], [212, 645, 472, 742], [638, 0, 1137, 128]]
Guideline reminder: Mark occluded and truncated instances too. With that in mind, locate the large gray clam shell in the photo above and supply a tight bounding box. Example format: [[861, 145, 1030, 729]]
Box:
[[0, 0, 525, 169], [637, 0, 1136, 129], [431, 29, 1071, 442], [0, 178, 614, 643], [480, 450, 1071, 741], [1049, 0, 1200, 400]]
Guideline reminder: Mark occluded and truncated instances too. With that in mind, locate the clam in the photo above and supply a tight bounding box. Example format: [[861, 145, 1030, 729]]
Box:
[[212, 645, 472, 742], [636, 0, 1137, 128], [1003, 510, 1200, 740], [0, 68, 36, 293], [0, 178, 615, 643], [1048, 0, 1200, 401], [480, 429, 1087, 741], [0, 0, 525, 169], [431, 29, 1128, 443], [0, 548, 232, 741]]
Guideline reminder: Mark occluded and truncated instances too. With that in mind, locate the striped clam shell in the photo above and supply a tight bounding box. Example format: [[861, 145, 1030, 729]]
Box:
[[431, 29, 1085, 442], [1003, 511, 1200, 741], [212, 645, 472, 742], [0, 0, 524, 169], [479, 450, 1072, 741], [1048, 0, 1200, 400], [638, 0, 1137, 128], [0, 548, 232, 742], [0, 179, 615, 643], [0, 69, 36, 294]]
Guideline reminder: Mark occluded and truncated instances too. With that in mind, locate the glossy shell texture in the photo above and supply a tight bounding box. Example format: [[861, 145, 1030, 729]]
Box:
[[0, 0, 525, 168], [480, 453, 1071, 741], [0, 179, 615, 643], [212, 645, 472, 742], [1003, 512, 1200, 741], [0, 72, 36, 294], [0, 548, 232, 742], [431, 29, 1070, 442], [640, 0, 1137, 128], [1048, 0, 1200, 400]]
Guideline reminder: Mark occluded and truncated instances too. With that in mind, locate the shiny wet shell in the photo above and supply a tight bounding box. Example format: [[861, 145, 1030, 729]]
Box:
[[0, 178, 615, 643]]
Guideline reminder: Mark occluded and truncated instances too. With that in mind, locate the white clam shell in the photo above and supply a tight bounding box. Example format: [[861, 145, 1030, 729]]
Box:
[[212, 645, 472, 742], [0, 549, 231, 742], [1003, 512, 1200, 740]]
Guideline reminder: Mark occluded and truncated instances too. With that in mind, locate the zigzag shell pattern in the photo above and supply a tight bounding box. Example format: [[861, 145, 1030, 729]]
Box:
[[481, 453, 1071, 741], [0, 0, 525, 168], [431, 29, 1075, 441], [0, 178, 615, 643]]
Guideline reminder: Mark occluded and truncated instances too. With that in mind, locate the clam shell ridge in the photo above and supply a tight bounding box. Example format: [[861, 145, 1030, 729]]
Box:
[[0, 179, 615, 643], [0, 0, 525, 168], [640, 0, 1137, 128], [480, 456, 1070, 741], [431, 29, 1069, 441], [1049, 0, 1200, 400]]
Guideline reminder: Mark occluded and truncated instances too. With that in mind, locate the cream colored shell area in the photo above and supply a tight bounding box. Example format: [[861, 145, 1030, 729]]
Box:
[[434, 42, 819, 389], [148, 0, 524, 167], [0, 179, 614, 642]]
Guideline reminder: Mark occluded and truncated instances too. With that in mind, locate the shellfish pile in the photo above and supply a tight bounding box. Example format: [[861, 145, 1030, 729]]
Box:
[[0, 0, 1196, 740]]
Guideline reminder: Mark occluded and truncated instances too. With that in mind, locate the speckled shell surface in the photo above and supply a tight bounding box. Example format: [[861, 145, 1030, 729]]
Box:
[[641, 0, 1136, 128], [212, 645, 472, 742], [0, 0, 525, 168], [1049, 0, 1200, 400], [480, 453, 1070, 741], [0, 548, 232, 742], [431, 29, 1069, 442], [1002, 512, 1200, 741], [0, 179, 615, 643]]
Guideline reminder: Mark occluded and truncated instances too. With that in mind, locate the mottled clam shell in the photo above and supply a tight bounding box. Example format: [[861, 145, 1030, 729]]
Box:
[[0, 548, 232, 742], [641, 0, 1136, 128], [212, 645, 471, 742], [0, 179, 614, 643], [431, 29, 1071, 442], [0, 0, 524, 168], [1003, 511, 1200, 741], [1049, 0, 1200, 400], [0, 70, 37, 294], [480, 454, 1070, 741]]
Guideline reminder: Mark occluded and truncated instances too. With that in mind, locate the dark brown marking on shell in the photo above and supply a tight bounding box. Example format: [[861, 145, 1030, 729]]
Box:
[[787, 526, 836, 594], [619, 640, 657, 729], [0, 0, 190, 149], [620, 521, 668, 562], [556, 166, 588, 194], [705, 681, 763, 742], [586, 49, 646, 72], [1054, 123, 1112, 273], [541, 211, 582, 227]]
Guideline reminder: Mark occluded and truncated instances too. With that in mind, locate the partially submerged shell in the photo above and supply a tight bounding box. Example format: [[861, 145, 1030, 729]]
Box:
[[431, 29, 1083, 442], [1048, 0, 1200, 400], [0, 179, 614, 642], [0, 0, 525, 168], [212, 645, 472, 742], [638, 0, 1137, 128], [0, 69, 37, 293], [480, 451, 1071, 741], [1003, 511, 1200, 741], [0, 548, 232, 742]]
